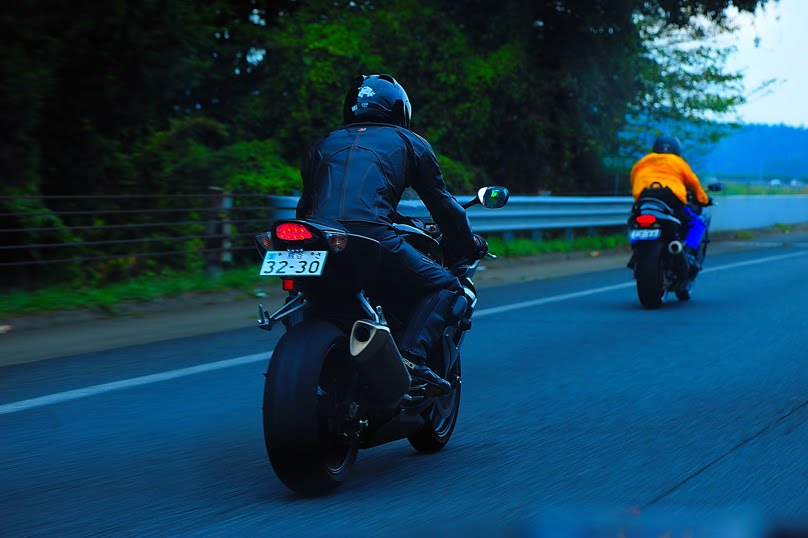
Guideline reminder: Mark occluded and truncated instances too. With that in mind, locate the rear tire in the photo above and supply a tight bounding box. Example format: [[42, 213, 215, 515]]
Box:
[[635, 242, 665, 309], [408, 353, 461, 453], [263, 320, 358, 496]]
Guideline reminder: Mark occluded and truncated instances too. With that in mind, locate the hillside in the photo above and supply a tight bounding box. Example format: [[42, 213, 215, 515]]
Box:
[[698, 124, 808, 180]]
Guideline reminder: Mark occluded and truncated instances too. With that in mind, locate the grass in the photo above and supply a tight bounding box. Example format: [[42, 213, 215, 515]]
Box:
[[487, 233, 628, 257], [734, 230, 754, 240], [0, 266, 267, 318], [719, 183, 808, 196]]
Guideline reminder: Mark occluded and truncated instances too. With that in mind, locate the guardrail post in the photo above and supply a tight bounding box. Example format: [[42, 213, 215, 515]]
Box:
[[222, 194, 233, 265], [205, 187, 232, 277], [531, 230, 543, 241], [564, 228, 574, 242]]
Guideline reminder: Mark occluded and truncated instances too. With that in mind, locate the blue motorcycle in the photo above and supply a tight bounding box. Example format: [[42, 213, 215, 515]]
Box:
[[627, 183, 721, 308]]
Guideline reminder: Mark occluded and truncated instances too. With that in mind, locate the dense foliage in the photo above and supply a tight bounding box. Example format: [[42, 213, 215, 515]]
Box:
[[0, 0, 768, 285]]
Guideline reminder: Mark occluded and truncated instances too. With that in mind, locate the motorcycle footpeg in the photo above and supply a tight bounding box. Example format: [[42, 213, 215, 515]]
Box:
[[407, 383, 428, 396], [402, 392, 426, 405], [408, 380, 450, 398]]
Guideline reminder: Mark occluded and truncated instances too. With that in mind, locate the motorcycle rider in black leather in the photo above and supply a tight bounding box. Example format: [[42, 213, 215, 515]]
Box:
[[296, 74, 488, 396]]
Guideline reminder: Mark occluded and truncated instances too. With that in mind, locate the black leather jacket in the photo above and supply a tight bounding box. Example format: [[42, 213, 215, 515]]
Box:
[[296, 123, 475, 256]]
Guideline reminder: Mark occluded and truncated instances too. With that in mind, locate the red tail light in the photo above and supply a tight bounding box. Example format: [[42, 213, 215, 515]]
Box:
[[276, 223, 313, 241], [636, 215, 657, 227], [281, 278, 295, 291]]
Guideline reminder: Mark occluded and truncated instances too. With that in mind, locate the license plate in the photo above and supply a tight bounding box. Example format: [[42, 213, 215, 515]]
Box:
[[629, 228, 661, 240], [259, 251, 328, 276]]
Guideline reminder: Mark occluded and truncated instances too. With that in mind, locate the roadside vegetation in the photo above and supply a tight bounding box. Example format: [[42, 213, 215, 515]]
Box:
[[487, 234, 628, 257], [717, 183, 808, 196], [0, 267, 266, 318]]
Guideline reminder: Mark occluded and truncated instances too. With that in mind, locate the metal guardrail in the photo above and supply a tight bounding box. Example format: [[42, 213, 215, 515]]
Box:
[[402, 196, 633, 232], [266, 194, 808, 234], [267, 195, 634, 236]]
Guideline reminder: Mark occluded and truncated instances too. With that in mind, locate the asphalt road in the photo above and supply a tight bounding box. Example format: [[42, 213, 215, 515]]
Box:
[[2, 239, 807, 537]]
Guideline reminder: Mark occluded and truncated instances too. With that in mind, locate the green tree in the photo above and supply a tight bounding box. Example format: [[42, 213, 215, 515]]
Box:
[[439, 0, 768, 193]]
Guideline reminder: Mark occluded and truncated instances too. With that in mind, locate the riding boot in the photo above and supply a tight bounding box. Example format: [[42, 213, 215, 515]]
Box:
[[397, 289, 459, 396], [402, 359, 452, 397]]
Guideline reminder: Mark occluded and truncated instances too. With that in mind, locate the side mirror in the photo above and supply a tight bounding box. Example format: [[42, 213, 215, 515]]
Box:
[[707, 182, 724, 192], [477, 186, 510, 209]]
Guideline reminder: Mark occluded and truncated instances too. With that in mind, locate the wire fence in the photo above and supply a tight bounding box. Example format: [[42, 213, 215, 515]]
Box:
[[0, 188, 272, 284], [8, 189, 805, 288]]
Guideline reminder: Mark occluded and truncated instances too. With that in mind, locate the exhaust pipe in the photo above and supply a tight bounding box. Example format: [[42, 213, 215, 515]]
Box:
[[667, 240, 690, 277], [349, 320, 411, 408]]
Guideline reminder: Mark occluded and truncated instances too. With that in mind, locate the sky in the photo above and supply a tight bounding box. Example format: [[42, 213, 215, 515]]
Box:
[[722, 0, 808, 127]]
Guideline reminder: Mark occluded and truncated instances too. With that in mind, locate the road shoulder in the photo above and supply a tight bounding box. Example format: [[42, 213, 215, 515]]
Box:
[[2, 227, 804, 367]]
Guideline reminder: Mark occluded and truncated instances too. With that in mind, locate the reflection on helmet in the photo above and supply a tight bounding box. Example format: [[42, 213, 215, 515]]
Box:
[[343, 74, 412, 129], [652, 134, 682, 156]]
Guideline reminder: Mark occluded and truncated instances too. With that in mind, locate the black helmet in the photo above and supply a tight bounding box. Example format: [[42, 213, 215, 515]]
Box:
[[652, 134, 682, 156], [343, 74, 412, 129]]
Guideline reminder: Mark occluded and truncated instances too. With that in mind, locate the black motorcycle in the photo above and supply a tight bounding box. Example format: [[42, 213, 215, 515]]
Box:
[[254, 186, 509, 495], [627, 183, 722, 309]]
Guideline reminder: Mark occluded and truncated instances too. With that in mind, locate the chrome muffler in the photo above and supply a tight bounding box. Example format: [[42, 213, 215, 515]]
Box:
[[667, 240, 690, 277], [349, 320, 411, 408]]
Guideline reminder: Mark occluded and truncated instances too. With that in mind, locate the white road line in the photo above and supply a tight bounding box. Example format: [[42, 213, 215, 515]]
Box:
[[475, 282, 634, 318], [721, 241, 808, 248], [2, 249, 807, 416], [0, 352, 271, 416], [699, 250, 808, 274], [476, 250, 808, 318]]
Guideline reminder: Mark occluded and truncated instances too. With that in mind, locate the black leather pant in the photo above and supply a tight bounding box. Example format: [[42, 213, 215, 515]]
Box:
[[343, 222, 463, 363]]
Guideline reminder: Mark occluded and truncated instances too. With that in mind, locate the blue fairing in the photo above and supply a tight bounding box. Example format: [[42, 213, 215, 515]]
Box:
[[684, 206, 706, 249]]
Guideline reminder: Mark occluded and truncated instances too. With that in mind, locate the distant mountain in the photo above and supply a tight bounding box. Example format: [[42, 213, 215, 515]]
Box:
[[695, 124, 808, 180]]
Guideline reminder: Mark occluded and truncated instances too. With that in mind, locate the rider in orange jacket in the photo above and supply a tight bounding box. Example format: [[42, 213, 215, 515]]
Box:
[[631, 137, 709, 206], [629, 134, 711, 267]]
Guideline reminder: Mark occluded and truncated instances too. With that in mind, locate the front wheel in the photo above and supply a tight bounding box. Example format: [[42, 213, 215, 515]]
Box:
[[635, 241, 665, 309], [678, 232, 708, 302], [408, 354, 461, 453], [263, 320, 358, 496]]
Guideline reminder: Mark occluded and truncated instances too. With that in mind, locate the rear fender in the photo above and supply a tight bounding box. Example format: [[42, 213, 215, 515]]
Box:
[[267, 219, 383, 296]]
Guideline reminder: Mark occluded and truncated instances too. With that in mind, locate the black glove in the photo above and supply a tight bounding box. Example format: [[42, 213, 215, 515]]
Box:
[[472, 233, 489, 260], [706, 196, 715, 206]]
